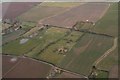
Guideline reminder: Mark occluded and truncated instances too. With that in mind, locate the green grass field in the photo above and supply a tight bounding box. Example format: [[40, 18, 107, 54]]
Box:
[[97, 47, 118, 71], [3, 27, 68, 56], [2, 27, 47, 55], [21, 21, 37, 31], [80, 23, 94, 30], [74, 22, 94, 30], [36, 31, 83, 64], [92, 3, 118, 37], [26, 27, 69, 57], [96, 71, 108, 78], [59, 33, 113, 76], [3, 37, 41, 55]]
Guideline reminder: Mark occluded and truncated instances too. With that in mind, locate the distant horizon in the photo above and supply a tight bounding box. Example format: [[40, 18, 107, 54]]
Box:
[[1, 0, 120, 2]]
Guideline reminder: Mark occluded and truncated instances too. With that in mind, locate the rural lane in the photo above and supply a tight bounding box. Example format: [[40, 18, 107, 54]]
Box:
[[93, 37, 118, 66]]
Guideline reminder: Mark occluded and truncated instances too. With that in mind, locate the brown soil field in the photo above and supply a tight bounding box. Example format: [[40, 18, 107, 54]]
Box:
[[40, 3, 109, 28], [2, 55, 21, 75], [2, 2, 40, 19], [2, 55, 52, 78]]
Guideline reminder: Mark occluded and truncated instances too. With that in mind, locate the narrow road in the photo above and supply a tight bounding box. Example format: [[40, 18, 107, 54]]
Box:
[[93, 37, 118, 66]]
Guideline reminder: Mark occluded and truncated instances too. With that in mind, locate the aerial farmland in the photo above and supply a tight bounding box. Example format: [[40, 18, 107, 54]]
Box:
[[2, 2, 118, 79]]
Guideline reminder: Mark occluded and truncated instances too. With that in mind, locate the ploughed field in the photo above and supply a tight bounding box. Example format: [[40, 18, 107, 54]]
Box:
[[2, 2, 41, 19], [18, 6, 68, 22], [3, 55, 52, 78], [40, 3, 109, 28], [18, 2, 81, 22]]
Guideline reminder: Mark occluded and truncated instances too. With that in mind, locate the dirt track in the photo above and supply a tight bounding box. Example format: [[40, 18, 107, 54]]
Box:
[[40, 3, 110, 28]]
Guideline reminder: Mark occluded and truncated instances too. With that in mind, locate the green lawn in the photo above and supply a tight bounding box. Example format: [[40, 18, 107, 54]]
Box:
[[92, 3, 118, 37], [59, 33, 113, 76]]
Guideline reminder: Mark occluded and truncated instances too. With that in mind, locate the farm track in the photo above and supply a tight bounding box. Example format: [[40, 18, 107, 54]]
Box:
[[93, 37, 118, 66]]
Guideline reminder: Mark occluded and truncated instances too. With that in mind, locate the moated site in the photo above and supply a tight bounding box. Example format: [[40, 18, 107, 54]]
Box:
[[1, 2, 118, 78]]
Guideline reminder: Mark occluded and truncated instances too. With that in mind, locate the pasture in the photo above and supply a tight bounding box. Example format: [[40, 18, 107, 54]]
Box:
[[26, 27, 69, 58], [2, 28, 47, 55], [21, 21, 36, 31], [2, 2, 118, 78], [92, 3, 118, 37], [2, 2, 40, 19], [74, 22, 94, 30], [35, 31, 83, 64], [58, 33, 113, 76], [97, 47, 118, 71]]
